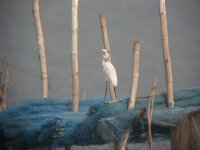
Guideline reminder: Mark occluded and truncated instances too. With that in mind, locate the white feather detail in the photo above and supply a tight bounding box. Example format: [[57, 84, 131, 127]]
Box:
[[103, 61, 117, 86]]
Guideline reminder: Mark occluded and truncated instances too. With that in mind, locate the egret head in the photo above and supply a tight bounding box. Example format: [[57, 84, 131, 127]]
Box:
[[101, 49, 109, 61], [96, 48, 109, 61]]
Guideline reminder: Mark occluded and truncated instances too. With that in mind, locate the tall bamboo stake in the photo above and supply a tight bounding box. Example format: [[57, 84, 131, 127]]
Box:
[[99, 11, 116, 101], [71, 0, 79, 112], [128, 40, 140, 109], [159, 0, 174, 107], [33, 0, 48, 98]]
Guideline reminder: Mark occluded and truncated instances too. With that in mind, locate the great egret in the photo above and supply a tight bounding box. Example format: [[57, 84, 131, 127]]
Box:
[[100, 49, 117, 99]]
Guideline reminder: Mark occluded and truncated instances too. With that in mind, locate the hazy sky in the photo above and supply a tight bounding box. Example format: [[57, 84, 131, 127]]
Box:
[[0, 0, 200, 105]]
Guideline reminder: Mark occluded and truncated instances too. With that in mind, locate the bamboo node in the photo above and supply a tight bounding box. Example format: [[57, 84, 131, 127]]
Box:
[[38, 55, 47, 58], [72, 28, 78, 31], [161, 38, 168, 40], [72, 93, 80, 95], [72, 51, 78, 54], [72, 72, 79, 75], [160, 11, 166, 15], [132, 74, 139, 77], [41, 76, 48, 79], [166, 80, 173, 82]]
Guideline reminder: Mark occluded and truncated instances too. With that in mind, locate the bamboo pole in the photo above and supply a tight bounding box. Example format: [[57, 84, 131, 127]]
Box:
[[114, 109, 146, 150], [1, 67, 10, 111], [147, 76, 157, 150], [71, 0, 79, 112], [189, 117, 200, 149], [0, 58, 6, 83], [114, 131, 129, 150], [99, 11, 116, 101], [0, 59, 4, 111], [33, 0, 48, 98], [0, 60, 10, 111], [159, 0, 174, 107], [128, 40, 140, 109]]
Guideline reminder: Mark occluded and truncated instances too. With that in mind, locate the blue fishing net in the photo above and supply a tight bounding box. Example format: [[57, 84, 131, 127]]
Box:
[[0, 88, 200, 149]]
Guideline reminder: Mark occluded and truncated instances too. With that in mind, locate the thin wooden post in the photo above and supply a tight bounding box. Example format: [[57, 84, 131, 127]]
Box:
[[171, 116, 200, 150], [190, 117, 200, 149], [0, 60, 10, 111], [159, 0, 174, 107], [147, 76, 157, 150], [114, 109, 146, 150], [33, 0, 48, 98], [71, 0, 79, 112], [128, 40, 140, 109], [99, 11, 116, 101], [1, 68, 9, 111], [114, 131, 129, 150], [171, 118, 189, 150]]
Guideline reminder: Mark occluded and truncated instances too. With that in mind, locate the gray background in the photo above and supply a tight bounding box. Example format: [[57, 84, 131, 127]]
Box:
[[0, 0, 199, 105]]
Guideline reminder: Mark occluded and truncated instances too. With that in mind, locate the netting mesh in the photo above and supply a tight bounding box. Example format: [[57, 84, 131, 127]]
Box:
[[0, 88, 200, 149]]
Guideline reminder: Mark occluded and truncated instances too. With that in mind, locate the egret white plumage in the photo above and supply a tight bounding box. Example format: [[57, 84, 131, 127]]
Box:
[[100, 49, 117, 99]]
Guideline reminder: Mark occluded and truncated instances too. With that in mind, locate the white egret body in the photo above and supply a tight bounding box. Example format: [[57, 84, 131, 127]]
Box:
[[101, 49, 117, 98]]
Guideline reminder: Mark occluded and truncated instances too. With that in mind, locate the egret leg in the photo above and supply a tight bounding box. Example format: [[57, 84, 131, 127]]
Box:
[[104, 81, 108, 99], [114, 86, 117, 99]]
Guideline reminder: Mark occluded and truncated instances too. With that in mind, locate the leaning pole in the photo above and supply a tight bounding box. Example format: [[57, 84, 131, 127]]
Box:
[[33, 0, 48, 98], [99, 11, 116, 101]]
